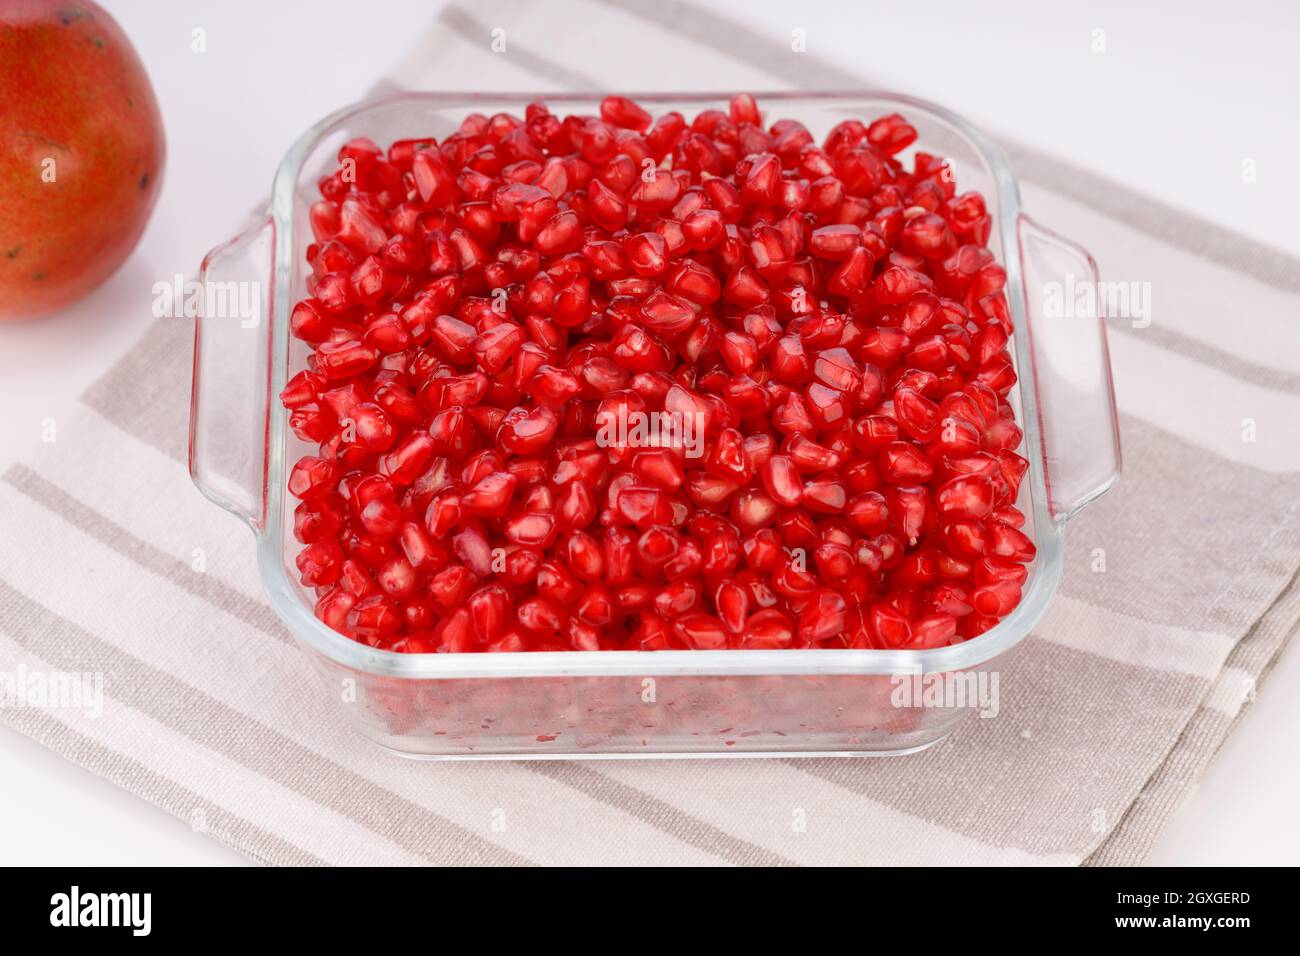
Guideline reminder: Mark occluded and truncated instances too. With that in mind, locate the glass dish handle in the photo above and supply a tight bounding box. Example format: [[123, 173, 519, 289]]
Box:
[[189, 218, 275, 531], [1017, 214, 1122, 521]]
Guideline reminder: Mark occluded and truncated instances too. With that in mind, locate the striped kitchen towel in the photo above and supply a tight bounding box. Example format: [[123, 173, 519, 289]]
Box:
[[2, 0, 1298, 866]]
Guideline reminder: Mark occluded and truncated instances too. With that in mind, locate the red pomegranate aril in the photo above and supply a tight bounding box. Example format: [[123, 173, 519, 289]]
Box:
[[761, 455, 803, 507], [673, 612, 729, 650], [536, 560, 582, 605], [936, 475, 996, 519], [296, 540, 342, 587], [890, 484, 930, 542], [563, 531, 603, 581], [288, 456, 335, 500], [498, 404, 560, 455], [799, 591, 848, 643], [677, 209, 721, 252], [624, 231, 668, 276], [879, 441, 934, 484], [347, 403, 394, 451], [742, 609, 794, 649], [812, 347, 860, 392], [847, 492, 890, 535], [806, 383, 850, 429], [724, 265, 770, 307], [363, 312, 412, 355], [705, 427, 752, 484], [505, 511, 558, 549], [975, 555, 1029, 589], [516, 596, 564, 634], [460, 471, 516, 518], [871, 603, 912, 648], [337, 197, 387, 253], [973, 578, 1021, 618], [628, 168, 682, 210], [710, 580, 747, 635], [663, 539, 704, 580], [893, 386, 941, 441], [801, 477, 847, 514], [465, 586, 508, 643], [472, 322, 525, 374], [911, 613, 958, 648], [289, 403, 336, 443], [989, 522, 1037, 562], [453, 524, 495, 578], [785, 434, 841, 472], [626, 449, 680, 492], [639, 290, 697, 336], [428, 314, 476, 363], [348, 595, 403, 642], [809, 224, 861, 261], [294, 499, 342, 544], [284, 96, 1032, 653], [358, 495, 401, 540], [376, 555, 419, 600], [396, 522, 438, 571], [770, 335, 812, 384], [378, 432, 434, 486], [943, 519, 988, 559], [814, 542, 855, 585], [866, 114, 918, 155], [316, 589, 355, 632], [667, 259, 722, 305], [281, 369, 324, 408], [316, 339, 378, 380], [984, 417, 1024, 454]]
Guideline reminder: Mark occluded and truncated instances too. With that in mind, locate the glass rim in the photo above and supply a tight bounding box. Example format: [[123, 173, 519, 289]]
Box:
[[256, 89, 1063, 680]]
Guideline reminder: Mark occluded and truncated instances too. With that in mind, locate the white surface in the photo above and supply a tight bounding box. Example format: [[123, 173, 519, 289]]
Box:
[[711, 0, 1300, 256], [0, 0, 1296, 866]]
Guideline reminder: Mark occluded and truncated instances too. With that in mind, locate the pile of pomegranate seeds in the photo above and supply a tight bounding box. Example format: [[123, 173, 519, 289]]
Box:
[[281, 94, 1035, 653]]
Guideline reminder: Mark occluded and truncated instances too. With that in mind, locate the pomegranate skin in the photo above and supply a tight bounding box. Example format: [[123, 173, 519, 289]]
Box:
[[0, 0, 165, 319]]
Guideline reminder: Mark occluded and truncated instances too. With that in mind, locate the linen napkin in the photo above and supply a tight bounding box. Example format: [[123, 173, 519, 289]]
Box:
[[2, 0, 1298, 866]]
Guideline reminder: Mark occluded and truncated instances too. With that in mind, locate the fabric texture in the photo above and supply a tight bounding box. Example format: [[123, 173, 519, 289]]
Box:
[[2, 0, 1298, 866]]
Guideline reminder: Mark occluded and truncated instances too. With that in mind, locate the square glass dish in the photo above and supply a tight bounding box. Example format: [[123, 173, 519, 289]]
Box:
[[191, 92, 1120, 759]]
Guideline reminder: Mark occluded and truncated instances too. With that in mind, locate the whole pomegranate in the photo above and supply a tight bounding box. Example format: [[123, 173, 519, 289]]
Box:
[[0, 0, 164, 319]]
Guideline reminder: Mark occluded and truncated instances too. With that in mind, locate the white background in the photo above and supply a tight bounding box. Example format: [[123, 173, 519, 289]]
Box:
[[1, 0, 1297, 865]]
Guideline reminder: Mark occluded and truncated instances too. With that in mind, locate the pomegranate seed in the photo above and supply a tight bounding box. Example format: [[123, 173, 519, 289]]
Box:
[[973, 578, 1021, 618], [742, 609, 795, 649], [936, 475, 995, 519], [799, 591, 848, 643], [673, 612, 729, 650], [760, 455, 803, 507], [288, 456, 335, 499], [283, 96, 1032, 653]]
